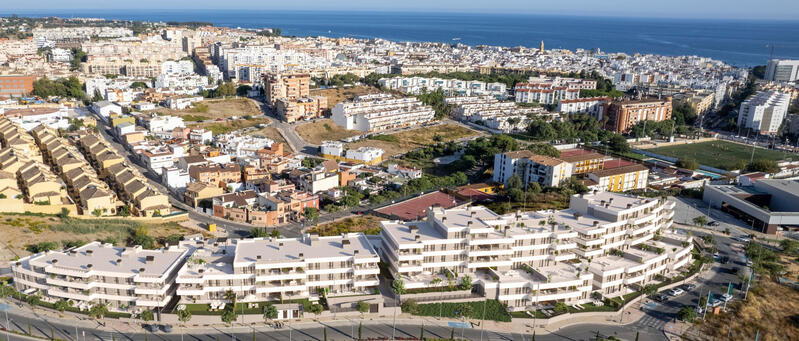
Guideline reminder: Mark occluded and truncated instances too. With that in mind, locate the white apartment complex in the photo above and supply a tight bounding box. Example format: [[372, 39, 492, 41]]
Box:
[[12, 242, 190, 313], [445, 96, 546, 133], [493, 150, 573, 187], [377, 191, 689, 309], [331, 94, 435, 132], [175, 234, 380, 306], [556, 97, 610, 117], [737, 90, 791, 134], [765, 59, 799, 83], [378, 77, 507, 98]]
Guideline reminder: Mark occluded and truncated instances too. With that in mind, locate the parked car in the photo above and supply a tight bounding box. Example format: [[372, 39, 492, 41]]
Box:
[[708, 221, 720, 227], [720, 293, 733, 302], [683, 283, 697, 291], [668, 288, 685, 296], [654, 294, 669, 302], [161, 325, 173, 333]]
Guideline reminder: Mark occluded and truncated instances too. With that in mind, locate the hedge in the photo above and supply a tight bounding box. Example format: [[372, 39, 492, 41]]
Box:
[[408, 300, 511, 322]]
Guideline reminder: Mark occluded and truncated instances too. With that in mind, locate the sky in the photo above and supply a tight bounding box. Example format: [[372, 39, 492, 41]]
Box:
[[5, 0, 799, 20]]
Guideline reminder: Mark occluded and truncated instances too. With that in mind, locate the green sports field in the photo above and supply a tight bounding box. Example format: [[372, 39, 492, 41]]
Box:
[[648, 140, 795, 170]]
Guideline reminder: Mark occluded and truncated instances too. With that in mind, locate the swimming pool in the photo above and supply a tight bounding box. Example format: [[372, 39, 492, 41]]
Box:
[[694, 169, 723, 179]]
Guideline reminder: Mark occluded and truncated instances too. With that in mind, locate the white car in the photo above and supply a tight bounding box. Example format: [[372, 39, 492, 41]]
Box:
[[720, 293, 733, 302], [668, 288, 685, 296]]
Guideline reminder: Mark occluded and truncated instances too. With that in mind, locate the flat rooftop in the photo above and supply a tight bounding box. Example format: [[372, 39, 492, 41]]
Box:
[[233, 234, 378, 264], [28, 242, 187, 277], [375, 191, 463, 221], [581, 192, 654, 211]]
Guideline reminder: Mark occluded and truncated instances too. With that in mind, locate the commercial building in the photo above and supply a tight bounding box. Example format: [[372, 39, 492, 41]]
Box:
[[703, 179, 799, 235], [492, 150, 572, 187], [765, 59, 799, 83], [331, 94, 435, 132], [737, 91, 791, 135], [605, 97, 673, 134], [377, 191, 688, 309], [12, 242, 190, 313]]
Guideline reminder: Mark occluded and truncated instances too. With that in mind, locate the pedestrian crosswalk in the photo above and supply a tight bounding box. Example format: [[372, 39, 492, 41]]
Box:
[[636, 315, 668, 330]]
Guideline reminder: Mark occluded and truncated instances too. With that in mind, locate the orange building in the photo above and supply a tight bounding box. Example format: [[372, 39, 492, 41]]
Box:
[[605, 97, 672, 133], [264, 73, 310, 104], [0, 75, 35, 97]]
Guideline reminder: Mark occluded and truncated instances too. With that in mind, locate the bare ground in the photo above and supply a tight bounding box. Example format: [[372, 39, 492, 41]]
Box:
[[296, 119, 362, 145]]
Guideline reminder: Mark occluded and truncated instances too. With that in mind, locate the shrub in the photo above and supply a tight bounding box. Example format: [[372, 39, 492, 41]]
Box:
[[410, 300, 511, 322], [140, 310, 154, 321], [401, 299, 418, 314]]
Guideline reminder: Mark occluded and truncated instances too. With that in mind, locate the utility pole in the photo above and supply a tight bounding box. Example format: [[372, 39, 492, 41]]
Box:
[[480, 298, 487, 341]]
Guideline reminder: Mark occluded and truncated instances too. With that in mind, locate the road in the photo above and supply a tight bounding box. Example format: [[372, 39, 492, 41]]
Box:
[[0, 305, 667, 341]]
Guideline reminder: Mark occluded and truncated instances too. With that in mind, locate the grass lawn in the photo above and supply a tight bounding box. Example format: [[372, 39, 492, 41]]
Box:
[[310, 85, 380, 107], [296, 119, 362, 145], [346, 124, 480, 158], [188, 117, 270, 135], [648, 140, 793, 170], [154, 98, 262, 120]]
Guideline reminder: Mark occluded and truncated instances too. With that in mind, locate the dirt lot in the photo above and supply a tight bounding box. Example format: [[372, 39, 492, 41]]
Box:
[[346, 123, 481, 158], [0, 214, 195, 264], [296, 119, 362, 145], [304, 215, 382, 236], [310, 85, 380, 107], [694, 255, 799, 341], [245, 126, 287, 146], [187, 117, 270, 135], [155, 98, 262, 121]]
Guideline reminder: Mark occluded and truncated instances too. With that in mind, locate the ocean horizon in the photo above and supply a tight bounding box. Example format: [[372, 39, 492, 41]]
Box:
[[4, 9, 799, 66]]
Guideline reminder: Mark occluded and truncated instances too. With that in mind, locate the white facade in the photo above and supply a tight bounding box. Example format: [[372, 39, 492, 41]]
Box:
[[346, 147, 384, 163], [215, 133, 274, 158], [492, 150, 573, 187], [765, 59, 799, 83], [331, 94, 435, 132], [378, 77, 507, 98], [556, 97, 610, 117], [91, 101, 122, 119], [161, 166, 191, 191], [11, 242, 189, 312], [161, 60, 195, 75], [737, 90, 791, 134], [147, 115, 186, 133], [387, 164, 422, 179], [320, 141, 345, 157]]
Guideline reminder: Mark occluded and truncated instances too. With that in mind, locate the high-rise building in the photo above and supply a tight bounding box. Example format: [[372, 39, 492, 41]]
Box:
[[605, 97, 673, 133], [765, 59, 799, 83], [737, 90, 791, 135]]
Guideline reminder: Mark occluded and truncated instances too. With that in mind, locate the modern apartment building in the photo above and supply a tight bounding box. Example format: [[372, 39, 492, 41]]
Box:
[[378, 77, 507, 98], [737, 90, 791, 135], [492, 150, 572, 187], [377, 191, 688, 309], [12, 242, 190, 313], [587, 164, 649, 193], [175, 234, 382, 312], [264, 73, 311, 105], [605, 97, 673, 134], [765, 59, 799, 83], [0, 75, 35, 97], [276, 97, 327, 123], [556, 97, 610, 118], [331, 94, 435, 132]]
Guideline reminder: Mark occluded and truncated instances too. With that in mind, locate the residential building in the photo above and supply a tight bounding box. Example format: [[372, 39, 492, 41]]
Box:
[[0, 75, 35, 97], [276, 97, 327, 123], [12, 242, 190, 313], [175, 234, 381, 312], [605, 97, 673, 134], [378, 77, 507, 98], [331, 94, 435, 132], [184, 182, 225, 207], [377, 191, 687, 308], [559, 149, 606, 175], [556, 97, 610, 118], [587, 163, 649, 192], [189, 163, 242, 187], [264, 73, 311, 105], [387, 164, 422, 179], [737, 90, 791, 135], [91, 101, 122, 119], [492, 150, 572, 187], [765, 59, 799, 82]]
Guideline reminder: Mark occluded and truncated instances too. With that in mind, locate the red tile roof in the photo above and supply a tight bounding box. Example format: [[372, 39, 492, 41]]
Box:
[[375, 191, 463, 221]]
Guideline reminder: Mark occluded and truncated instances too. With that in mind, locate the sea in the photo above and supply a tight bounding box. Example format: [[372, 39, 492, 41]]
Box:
[[4, 9, 799, 67]]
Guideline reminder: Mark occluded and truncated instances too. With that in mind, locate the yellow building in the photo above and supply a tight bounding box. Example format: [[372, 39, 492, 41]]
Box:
[[588, 164, 649, 193], [110, 115, 135, 128], [560, 150, 605, 175]]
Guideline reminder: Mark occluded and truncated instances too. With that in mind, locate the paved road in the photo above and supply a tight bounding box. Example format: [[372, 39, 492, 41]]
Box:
[[0, 306, 667, 341]]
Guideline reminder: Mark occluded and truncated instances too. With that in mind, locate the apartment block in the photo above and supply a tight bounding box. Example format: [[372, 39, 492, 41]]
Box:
[[12, 242, 190, 313], [377, 191, 687, 309], [556, 97, 610, 118], [175, 234, 381, 310], [331, 94, 435, 132], [605, 97, 673, 134], [737, 90, 791, 135], [588, 163, 649, 193], [275, 97, 328, 123], [492, 150, 572, 187], [264, 73, 310, 105], [765, 59, 799, 82], [0, 75, 35, 97]]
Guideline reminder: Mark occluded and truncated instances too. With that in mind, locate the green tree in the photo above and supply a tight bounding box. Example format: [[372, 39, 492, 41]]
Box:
[[130, 81, 149, 89], [693, 216, 708, 227], [458, 274, 473, 290], [779, 239, 799, 254], [89, 303, 108, 319], [214, 82, 236, 97], [236, 85, 253, 96], [506, 174, 523, 190], [527, 143, 561, 158], [54, 299, 71, 312], [607, 135, 631, 154], [643, 284, 657, 296], [177, 309, 192, 323], [677, 306, 696, 322], [392, 279, 406, 294], [455, 303, 474, 318], [356, 301, 369, 314], [304, 207, 319, 222], [221, 309, 237, 324], [250, 227, 269, 238], [746, 159, 780, 173], [401, 299, 419, 314], [140, 310, 154, 322], [263, 303, 278, 321], [25, 295, 40, 306], [553, 302, 568, 313]]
